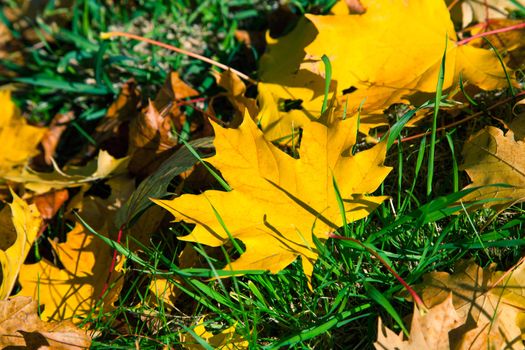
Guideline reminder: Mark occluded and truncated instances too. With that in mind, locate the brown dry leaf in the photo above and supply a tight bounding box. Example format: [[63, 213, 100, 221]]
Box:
[[375, 294, 461, 350], [39, 112, 75, 166], [460, 121, 525, 210], [0, 191, 43, 299], [128, 72, 208, 177], [128, 101, 179, 176], [210, 70, 258, 126], [410, 260, 525, 349], [154, 72, 199, 111], [509, 111, 525, 140], [154, 115, 391, 284], [91, 79, 141, 158], [16, 177, 134, 322], [0, 296, 91, 349], [33, 189, 69, 220], [180, 317, 248, 350], [0, 91, 47, 175], [234, 30, 266, 51]]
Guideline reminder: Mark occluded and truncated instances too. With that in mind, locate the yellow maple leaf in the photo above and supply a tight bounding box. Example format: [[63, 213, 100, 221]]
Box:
[[0, 91, 46, 174], [154, 115, 391, 283], [0, 191, 42, 299], [16, 178, 133, 322], [460, 122, 525, 210], [258, 0, 513, 142], [17, 221, 124, 322]]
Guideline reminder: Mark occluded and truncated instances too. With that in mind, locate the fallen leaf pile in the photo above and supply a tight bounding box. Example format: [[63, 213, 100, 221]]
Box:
[[0, 0, 524, 348]]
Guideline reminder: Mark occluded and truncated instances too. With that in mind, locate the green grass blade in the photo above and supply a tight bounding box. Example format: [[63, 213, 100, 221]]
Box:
[[400, 137, 426, 213], [482, 37, 516, 96], [266, 304, 371, 349], [321, 54, 332, 114], [13, 76, 109, 94], [427, 38, 447, 197], [458, 73, 478, 106], [332, 173, 350, 237], [364, 282, 408, 335], [178, 324, 215, 350], [179, 137, 232, 192], [445, 132, 459, 192]]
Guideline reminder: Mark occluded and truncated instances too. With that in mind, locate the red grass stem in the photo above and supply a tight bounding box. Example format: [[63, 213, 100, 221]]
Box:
[[457, 22, 525, 46], [100, 223, 126, 298], [328, 233, 427, 310]]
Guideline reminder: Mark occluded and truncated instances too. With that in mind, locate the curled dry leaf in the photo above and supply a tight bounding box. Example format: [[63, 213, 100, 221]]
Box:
[[154, 115, 391, 285], [0, 91, 46, 175], [33, 189, 70, 220], [128, 101, 179, 176], [460, 120, 525, 210], [128, 72, 209, 177], [91, 79, 141, 158], [461, 0, 516, 25], [5, 150, 129, 194], [39, 112, 75, 166], [0, 191, 42, 299], [378, 260, 525, 349], [0, 296, 91, 349], [180, 317, 248, 350], [258, 0, 513, 142]]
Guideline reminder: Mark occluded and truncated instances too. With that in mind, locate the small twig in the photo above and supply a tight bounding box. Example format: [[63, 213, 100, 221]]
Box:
[[329, 233, 427, 311], [457, 22, 525, 46], [391, 92, 525, 144], [447, 0, 460, 10], [101, 31, 257, 84]]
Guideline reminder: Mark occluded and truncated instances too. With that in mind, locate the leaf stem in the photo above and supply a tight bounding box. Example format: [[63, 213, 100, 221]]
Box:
[[457, 22, 525, 46]]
